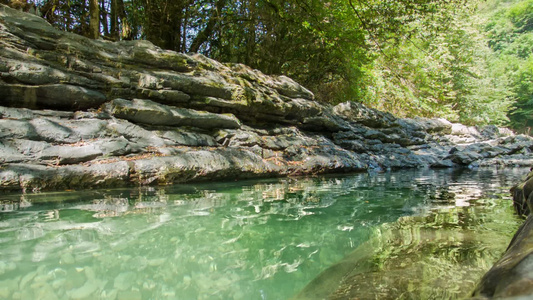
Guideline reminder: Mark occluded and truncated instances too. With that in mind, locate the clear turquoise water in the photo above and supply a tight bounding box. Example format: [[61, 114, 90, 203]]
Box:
[[0, 168, 526, 299]]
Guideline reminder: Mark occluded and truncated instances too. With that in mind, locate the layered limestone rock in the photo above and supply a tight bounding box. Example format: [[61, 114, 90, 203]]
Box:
[[1, 4, 533, 192]]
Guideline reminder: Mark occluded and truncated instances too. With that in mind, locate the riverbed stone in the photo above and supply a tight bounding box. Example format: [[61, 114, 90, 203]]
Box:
[[117, 290, 142, 300], [0, 285, 10, 298], [114, 272, 136, 291], [67, 279, 102, 299], [473, 214, 533, 298], [100, 289, 118, 300], [19, 270, 37, 289], [60, 253, 75, 265]]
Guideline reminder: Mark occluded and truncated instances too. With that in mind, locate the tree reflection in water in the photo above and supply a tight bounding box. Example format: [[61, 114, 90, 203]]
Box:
[[296, 169, 524, 300]]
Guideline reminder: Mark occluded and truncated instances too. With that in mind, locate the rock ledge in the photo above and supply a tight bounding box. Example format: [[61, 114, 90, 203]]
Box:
[[1, 4, 533, 193]]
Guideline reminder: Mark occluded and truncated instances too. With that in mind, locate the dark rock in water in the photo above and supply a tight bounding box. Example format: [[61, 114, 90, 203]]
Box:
[[0, 4, 533, 192], [472, 170, 533, 299], [472, 217, 533, 298]]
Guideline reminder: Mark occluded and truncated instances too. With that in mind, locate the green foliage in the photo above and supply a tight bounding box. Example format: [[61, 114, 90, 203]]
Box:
[[509, 56, 533, 130], [203, 0, 371, 102], [357, 1, 512, 125], [481, 0, 533, 132], [507, 0, 533, 32]]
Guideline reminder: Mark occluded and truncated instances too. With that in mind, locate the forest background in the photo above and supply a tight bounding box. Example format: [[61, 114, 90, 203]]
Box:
[[2, 0, 532, 132]]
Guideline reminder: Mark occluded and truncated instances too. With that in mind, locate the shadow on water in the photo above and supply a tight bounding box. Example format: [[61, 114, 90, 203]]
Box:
[[0, 168, 527, 299]]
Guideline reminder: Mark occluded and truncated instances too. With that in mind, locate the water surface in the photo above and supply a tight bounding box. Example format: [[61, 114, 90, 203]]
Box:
[[0, 168, 526, 299]]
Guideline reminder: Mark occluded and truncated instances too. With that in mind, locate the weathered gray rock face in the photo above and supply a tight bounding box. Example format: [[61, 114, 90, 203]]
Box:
[[472, 171, 533, 299], [1, 4, 533, 192]]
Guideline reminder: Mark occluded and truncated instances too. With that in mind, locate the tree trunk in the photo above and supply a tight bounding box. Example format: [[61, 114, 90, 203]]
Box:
[[89, 0, 99, 39], [110, 0, 118, 40], [244, 0, 256, 66], [182, 4, 190, 52], [101, 0, 109, 36], [189, 0, 226, 53], [115, 0, 132, 39], [79, 0, 89, 36]]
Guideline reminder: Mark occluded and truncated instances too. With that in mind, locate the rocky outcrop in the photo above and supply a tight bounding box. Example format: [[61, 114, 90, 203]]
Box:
[[472, 170, 533, 299], [1, 4, 533, 193]]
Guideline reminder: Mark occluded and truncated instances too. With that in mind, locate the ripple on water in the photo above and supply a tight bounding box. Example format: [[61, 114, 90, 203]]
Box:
[[0, 168, 527, 299]]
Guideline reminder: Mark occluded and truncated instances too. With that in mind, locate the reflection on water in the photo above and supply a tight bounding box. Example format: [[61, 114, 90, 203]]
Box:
[[310, 208, 518, 300], [0, 168, 526, 299]]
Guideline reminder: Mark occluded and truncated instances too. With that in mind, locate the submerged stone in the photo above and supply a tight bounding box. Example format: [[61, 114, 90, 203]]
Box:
[[114, 272, 137, 291], [67, 280, 102, 299]]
